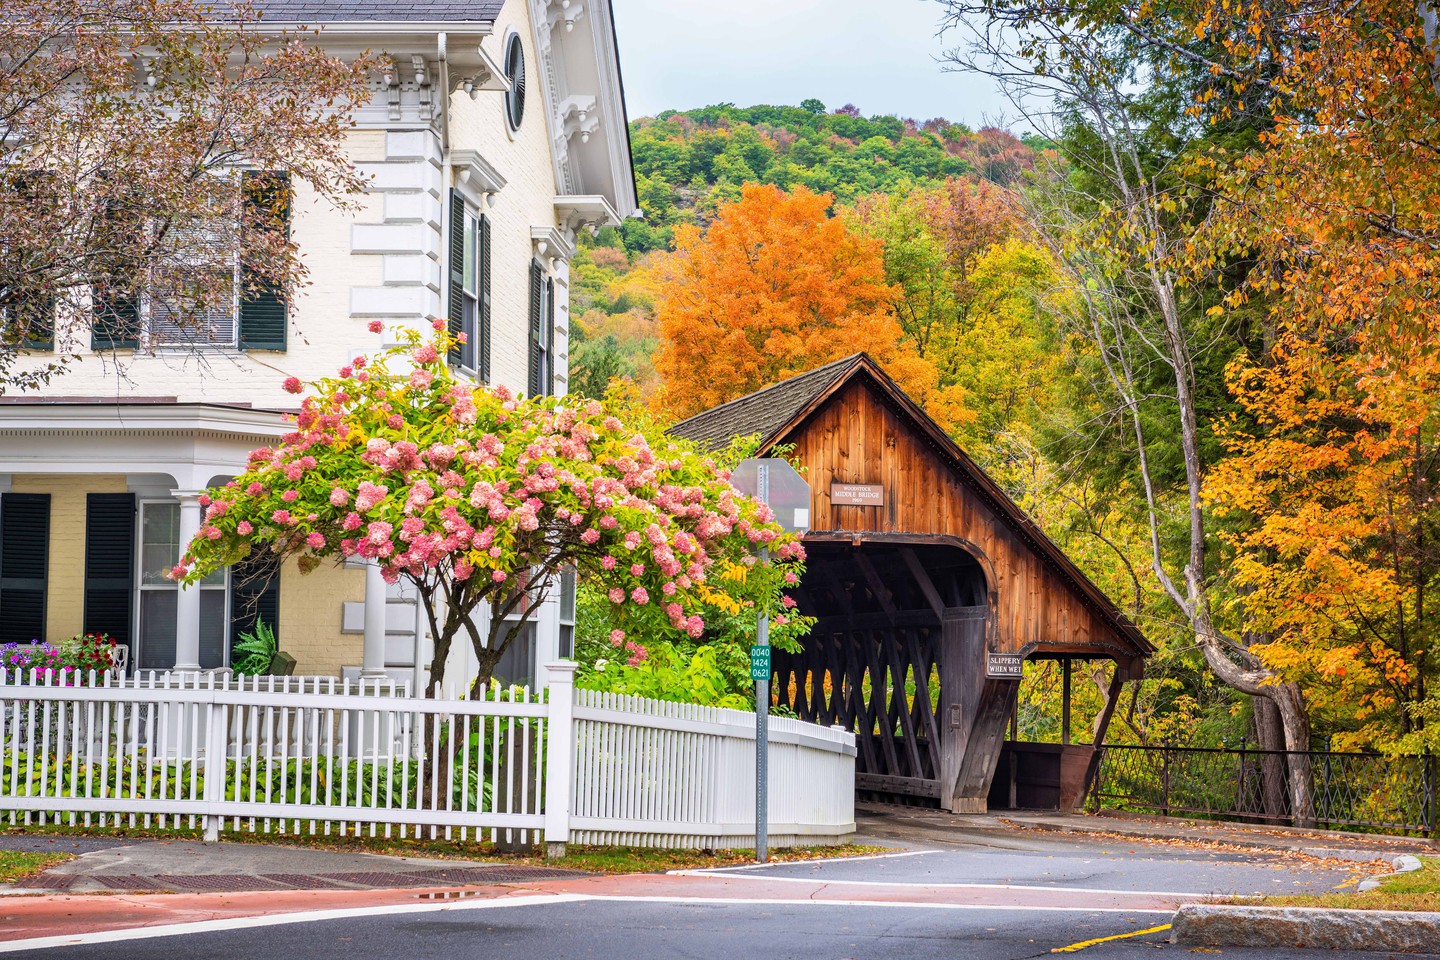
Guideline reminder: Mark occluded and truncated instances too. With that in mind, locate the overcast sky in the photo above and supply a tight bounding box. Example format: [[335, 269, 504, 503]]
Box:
[[610, 0, 1011, 127]]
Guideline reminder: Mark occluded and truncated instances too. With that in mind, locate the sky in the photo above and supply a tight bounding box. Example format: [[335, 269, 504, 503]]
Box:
[[610, 0, 1011, 127]]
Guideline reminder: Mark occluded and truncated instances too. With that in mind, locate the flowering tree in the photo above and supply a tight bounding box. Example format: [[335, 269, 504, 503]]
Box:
[[177, 324, 804, 696]]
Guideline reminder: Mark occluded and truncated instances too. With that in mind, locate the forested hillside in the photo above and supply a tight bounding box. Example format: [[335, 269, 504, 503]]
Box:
[[567, 102, 1044, 399]]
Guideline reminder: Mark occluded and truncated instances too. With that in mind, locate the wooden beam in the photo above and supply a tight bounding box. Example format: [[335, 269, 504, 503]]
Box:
[[1061, 657, 1073, 746], [1082, 666, 1127, 803], [853, 552, 899, 617], [901, 547, 947, 622], [810, 610, 942, 633]]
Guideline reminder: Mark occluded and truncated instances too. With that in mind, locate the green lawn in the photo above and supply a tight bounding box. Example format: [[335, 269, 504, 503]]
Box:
[[1257, 856, 1440, 912], [0, 850, 71, 885]]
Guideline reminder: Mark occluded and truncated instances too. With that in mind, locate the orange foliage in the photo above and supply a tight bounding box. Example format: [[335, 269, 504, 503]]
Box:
[[652, 183, 966, 426]]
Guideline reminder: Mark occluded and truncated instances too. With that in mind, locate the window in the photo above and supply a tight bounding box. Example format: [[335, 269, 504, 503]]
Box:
[[90, 170, 289, 353], [558, 566, 576, 659], [503, 32, 526, 132], [0, 493, 50, 645], [135, 501, 228, 670], [446, 191, 491, 378]]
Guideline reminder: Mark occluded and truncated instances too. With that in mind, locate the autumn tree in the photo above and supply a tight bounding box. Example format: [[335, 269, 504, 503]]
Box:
[[0, 0, 373, 391], [179, 327, 805, 696], [653, 183, 965, 428]]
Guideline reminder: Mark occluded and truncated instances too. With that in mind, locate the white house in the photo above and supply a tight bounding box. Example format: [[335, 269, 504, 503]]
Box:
[[0, 0, 637, 692]]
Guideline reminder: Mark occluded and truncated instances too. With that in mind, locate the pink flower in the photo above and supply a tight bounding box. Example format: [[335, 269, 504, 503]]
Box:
[[630, 563, 644, 577], [368, 319, 384, 334], [609, 629, 625, 647], [247, 482, 265, 496], [581, 528, 600, 544], [630, 587, 649, 605], [236, 521, 253, 535], [282, 489, 299, 502], [282, 376, 303, 394], [342, 512, 362, 531], [387, 414, 404, 430], [203, 526, 222, 540], [601, 556, 617, 571], [355, 481, 388, 513], [169, 564, 188, 580], [271, 509, 292, 524], [412, 344, 438, 364], [782, 594, 797, 609], [198, 493, 212, 507], [627, 647, 648, 666], [329, 487, 350, 507], [492, 570, 507, 583], [365, 521, 393, 545], [306, 532, 325, 549], [608, 588, 625, 603]]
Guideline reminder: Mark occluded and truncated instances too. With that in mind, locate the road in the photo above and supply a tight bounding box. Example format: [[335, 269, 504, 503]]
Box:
[[1, 829, 1426, 959]]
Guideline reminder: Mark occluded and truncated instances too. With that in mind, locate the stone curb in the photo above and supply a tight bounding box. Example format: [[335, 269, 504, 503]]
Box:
[[1170, 904, 1440, 954], [1357, 854, 1424, 891]]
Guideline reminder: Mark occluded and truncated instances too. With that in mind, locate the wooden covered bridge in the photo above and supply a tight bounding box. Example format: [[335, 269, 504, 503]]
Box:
[[673, 354, 1153, 813]]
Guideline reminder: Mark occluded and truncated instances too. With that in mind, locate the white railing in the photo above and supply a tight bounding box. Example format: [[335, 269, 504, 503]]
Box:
[[571, 690, 856, 848], [0, 665, 856, 850]]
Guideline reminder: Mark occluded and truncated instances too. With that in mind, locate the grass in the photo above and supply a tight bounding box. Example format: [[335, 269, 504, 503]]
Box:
[[0, 850, 71, 884], [1253, 856, 1440, 913], [1, 822, 883, 875]]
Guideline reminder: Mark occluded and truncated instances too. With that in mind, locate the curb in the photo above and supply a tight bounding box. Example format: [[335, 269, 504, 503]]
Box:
[[1170, 904, 1440, 954], [1357, 854, 1424, 892], [1001, 818, 1401, 865]]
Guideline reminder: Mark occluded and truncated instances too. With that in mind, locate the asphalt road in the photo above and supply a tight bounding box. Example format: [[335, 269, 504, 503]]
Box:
[[4, 830, 1427, 959]]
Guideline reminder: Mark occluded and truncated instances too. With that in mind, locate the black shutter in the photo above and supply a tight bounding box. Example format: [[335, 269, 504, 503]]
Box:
[[478, 213, 492, 382], [83, 494, 135, 650], [239, 171, 290, 351], [0, 493, 50, 645], [447, 189, 466, 366], [91, 287, 140, 350], [528, 260, 544, 396], [229, 553, 281, 654], [18, 292, 55, 351], [545, 276, 556, 396]]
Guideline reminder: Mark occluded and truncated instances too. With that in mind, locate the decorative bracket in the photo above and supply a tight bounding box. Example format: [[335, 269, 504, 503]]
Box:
[[382, 57, 402, 121], [531, 226, 576, 268], [545, 0, 587, 33], [457, 42, 513, 99], [450, 150, 508, 209], [412, 55, 434, 121], [554, 195, 621, 240], [558, 95, 600, 145]]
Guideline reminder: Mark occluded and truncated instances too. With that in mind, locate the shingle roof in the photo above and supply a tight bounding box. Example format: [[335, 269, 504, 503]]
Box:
[[669, 354, 865, 451], [250, 1, 504, 22]]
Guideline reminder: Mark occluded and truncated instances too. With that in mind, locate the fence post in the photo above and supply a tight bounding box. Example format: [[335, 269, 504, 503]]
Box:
[[201, 690, 228, 843], [1426, 749, 1437, 839], [543, 661, 577, 859]]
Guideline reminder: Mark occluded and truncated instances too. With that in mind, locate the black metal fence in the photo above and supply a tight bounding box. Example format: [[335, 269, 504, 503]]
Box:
[[1093, 744, 1439, 836]]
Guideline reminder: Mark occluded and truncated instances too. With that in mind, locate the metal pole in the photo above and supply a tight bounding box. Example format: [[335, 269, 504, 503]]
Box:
[[755, 463, 770, 864]]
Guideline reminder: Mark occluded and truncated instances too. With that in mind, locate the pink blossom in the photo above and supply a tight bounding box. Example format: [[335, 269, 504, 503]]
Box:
[[412, 344, 438, 364], [271, 509, 292, 525], [630, 563, 645, 577], [492, 570, 507, 583], [581, 528, 600, 544], [198, 493, 212, 507], [601, 556, 617, 571], [283, 376, 303, 394], [609, 629, 625, 647], [355, 481, 388, 513], [306, 532, 326, 549], [203, 526, 222, 540], [368, 319, 384, 334], [627, 648, 648, 666], [247, 482, 265, 496], [662, 581, 677, 596], [282, 489, 299, 502], [408, 369, 434, 390], [608, 588, 625, 603], [783, 571, 799, 585], [169, 564, 188, 580], [387, 414, 404, 430], [342, 512, 362, 531], [236, 521, 253, 535], [630, 587, 649, 605], [329, 487, 350, 507], [781, 594, 797, 609]]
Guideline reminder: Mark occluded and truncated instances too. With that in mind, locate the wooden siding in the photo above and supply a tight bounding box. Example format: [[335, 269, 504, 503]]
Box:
[[782, 378, 1138, 667]]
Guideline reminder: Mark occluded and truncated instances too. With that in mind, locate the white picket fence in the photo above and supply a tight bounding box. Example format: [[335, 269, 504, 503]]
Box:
[[0, 664, 855, 850]]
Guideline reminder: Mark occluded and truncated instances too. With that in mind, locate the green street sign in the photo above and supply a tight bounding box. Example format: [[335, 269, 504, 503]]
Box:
[[749, 644, 772, 681]]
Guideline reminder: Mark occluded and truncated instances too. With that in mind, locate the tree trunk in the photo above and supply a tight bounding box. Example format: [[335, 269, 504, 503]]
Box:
[[1252, 695, 1289, 823], [1422, 1, 1440, 99]]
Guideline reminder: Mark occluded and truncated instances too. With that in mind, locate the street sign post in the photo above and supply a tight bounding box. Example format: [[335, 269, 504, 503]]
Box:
[[730, 458, 810, 864]]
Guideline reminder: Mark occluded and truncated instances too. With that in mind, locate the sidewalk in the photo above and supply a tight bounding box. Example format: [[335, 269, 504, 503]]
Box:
[[855, 801, 1437, 862], [0, 835, 588, 894]]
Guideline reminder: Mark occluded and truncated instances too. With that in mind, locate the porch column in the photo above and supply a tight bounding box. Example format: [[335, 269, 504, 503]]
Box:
[[172, 490, 204, 671], [362, 560, 388, 678]]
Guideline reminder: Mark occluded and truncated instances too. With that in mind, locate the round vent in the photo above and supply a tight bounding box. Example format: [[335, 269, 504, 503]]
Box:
[[504, 34, 526, 132]]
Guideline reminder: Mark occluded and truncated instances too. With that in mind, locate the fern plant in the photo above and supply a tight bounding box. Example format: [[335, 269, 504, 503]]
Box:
[[232, 621, 278, 676]]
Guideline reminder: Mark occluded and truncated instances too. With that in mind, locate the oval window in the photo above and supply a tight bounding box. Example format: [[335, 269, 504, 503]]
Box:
[[504, 33, 526, 132]]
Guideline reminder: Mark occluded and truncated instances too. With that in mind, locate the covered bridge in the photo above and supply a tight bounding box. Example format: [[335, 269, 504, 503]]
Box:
[[672, 354, 1153, 813]]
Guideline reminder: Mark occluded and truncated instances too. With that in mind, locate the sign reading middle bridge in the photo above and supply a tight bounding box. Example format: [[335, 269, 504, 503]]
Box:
[[831, 482, 884, 507]]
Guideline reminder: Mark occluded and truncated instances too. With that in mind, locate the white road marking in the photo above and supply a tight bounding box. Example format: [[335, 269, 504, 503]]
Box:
[[666, 848, 939, 874], [668, 871, 1248, 899], [0, 891, 1176, 952]]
